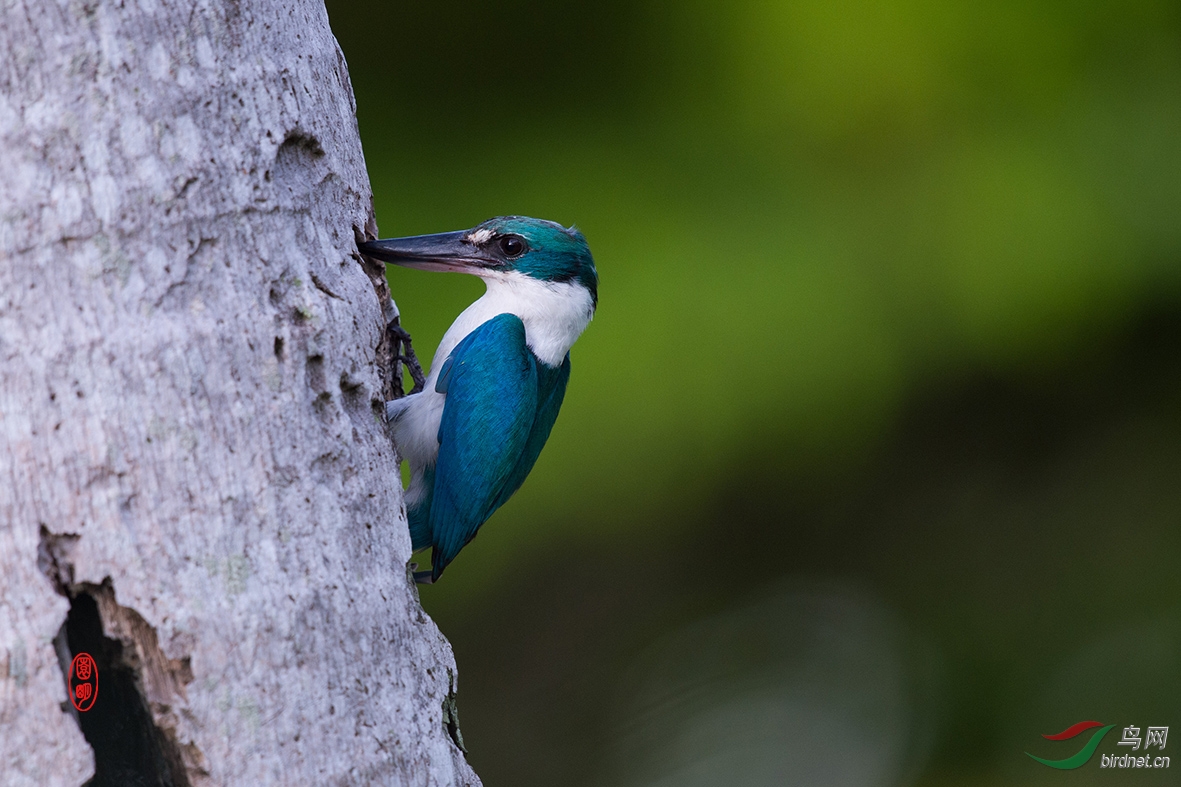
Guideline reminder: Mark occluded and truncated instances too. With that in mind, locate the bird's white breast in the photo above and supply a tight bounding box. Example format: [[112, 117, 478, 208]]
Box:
[[431, 270, 595, 369]]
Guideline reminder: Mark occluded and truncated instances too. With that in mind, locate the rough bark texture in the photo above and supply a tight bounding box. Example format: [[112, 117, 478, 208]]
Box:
[[0, 0, 479, 784]]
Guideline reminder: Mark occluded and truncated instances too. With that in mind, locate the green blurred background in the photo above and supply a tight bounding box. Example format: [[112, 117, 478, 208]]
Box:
[[326, 1, 1181, 784]]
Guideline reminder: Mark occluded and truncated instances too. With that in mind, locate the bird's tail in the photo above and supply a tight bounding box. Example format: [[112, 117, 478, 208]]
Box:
[[406, 465, 435, 551], [407, 502, 431, 552]]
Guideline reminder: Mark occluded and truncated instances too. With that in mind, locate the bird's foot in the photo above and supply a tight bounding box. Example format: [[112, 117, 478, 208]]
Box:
[[385, 316, 426, 398], [408, 562, 434, 584]]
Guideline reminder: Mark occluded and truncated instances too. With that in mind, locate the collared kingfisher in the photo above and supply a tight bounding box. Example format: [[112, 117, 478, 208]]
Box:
[[360, 217, 598, 583]]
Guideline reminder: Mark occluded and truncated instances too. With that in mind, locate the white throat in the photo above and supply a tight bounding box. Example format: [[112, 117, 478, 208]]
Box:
[[427, 270, 595, 376]]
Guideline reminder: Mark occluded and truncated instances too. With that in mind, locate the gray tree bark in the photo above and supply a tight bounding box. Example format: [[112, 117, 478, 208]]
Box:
[[0, 0, 478, 784]]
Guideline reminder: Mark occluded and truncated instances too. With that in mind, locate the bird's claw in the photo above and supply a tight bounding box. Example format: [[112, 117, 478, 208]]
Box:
[[385, 316, 426, 398]]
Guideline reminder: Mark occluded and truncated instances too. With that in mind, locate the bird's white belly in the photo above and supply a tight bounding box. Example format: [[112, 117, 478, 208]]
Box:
[[387, 389, 444, 507]]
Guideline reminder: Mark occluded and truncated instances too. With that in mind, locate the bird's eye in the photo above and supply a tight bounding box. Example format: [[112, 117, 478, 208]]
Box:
[[498, 235, 527, 258]]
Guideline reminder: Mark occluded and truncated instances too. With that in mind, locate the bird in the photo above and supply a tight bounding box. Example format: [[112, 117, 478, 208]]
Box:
[[359, 216, 598, 583]]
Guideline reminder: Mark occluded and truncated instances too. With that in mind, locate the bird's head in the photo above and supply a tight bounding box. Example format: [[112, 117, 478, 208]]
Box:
[[360, 216, 598, 308]]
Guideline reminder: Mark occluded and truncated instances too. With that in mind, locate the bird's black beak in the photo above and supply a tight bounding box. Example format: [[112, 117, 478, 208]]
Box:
[[359, 230, 497, 274]]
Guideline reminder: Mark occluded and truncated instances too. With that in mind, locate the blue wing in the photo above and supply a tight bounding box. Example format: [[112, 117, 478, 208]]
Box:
[[424, 314, 571, 581], [491, 356, 570, 513], [406, 352, 571, 571]]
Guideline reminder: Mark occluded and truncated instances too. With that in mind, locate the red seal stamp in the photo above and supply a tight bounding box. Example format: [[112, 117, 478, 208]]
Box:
[[69, 653, 98, 712]]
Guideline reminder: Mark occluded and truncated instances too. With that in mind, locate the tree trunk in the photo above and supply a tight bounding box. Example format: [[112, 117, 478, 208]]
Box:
[[0, 1, 478, 784]]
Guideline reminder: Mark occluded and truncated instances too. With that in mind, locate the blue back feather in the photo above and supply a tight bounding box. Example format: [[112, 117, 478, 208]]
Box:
[[491, 358, 570, 513]]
